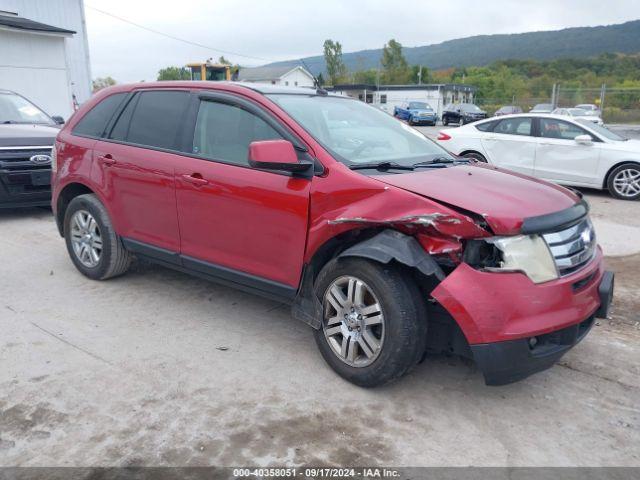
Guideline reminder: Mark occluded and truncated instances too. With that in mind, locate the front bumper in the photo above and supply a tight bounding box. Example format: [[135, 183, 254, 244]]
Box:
[[412, 116, 437, 124], [0, 167, 51, 208], [432, 249, 614, 385]]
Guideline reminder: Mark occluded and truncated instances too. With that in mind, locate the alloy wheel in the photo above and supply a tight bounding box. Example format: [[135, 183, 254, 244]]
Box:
[[322, 275, 385, 367], [612, 167, 640, 198], [70, 210, 103, 268]]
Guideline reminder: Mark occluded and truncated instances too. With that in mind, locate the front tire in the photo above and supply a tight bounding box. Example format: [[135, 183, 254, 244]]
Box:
[[443, 117, 449, 126], [64, 194, 132, 280], [313, 258, 428, 387], [607, 163, 640, 200]]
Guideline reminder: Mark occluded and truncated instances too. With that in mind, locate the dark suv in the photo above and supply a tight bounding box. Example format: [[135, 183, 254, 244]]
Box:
[[442, 103, 487, 126], [0, 90, 63, 208], [51, 82, 612, 387]]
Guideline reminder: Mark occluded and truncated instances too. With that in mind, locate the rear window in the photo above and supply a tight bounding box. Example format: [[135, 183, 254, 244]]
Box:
[[494, 117, 532, 136], [110, 90, 189, 150], [72, 93, 127, 138]]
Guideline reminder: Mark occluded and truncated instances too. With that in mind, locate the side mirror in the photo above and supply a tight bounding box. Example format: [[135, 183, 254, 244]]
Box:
[[51, 115, 65, 125], [248, 140, 312, 174], [574, 134, 592, 145]]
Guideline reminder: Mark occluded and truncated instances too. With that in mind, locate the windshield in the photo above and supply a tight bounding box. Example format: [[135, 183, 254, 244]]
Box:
[[568, 108, 588, 116], [533, 104, 552, 111], [576, 120, 626, 141], [269, 94, 454, 167], [0, 92, 52, 124], [460, 104, 482, 112], [409, 102, 431, 110]]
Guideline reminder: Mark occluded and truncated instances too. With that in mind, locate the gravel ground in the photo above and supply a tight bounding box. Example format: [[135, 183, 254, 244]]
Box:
[[1, 141, 639, 467]]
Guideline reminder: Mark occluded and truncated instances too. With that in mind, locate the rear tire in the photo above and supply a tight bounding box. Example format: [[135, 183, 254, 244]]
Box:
[[313, 257, 428, 387], [64, 194, 132, 280], [443, 117, 449, 126], [607, 163, 640, 200], [462, 151, 487, 163]]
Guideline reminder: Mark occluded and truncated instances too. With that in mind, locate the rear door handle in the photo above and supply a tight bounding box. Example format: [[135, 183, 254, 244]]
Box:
[[182, 173, 209, 186], [97, 154, 116, 166]]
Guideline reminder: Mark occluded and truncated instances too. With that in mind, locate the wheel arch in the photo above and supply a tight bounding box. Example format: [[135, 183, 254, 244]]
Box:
[[291, 228, 445, 329], [55, 182, 97, 237], [602, 160, 640, 189], [458, 149, 488, 163]]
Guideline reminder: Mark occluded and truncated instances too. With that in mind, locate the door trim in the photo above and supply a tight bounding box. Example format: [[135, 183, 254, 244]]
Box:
[[122, 237, 298, 303]]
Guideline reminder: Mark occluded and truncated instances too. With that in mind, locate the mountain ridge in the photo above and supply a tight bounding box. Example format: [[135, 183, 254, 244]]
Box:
[[266, 19, 640, 75]]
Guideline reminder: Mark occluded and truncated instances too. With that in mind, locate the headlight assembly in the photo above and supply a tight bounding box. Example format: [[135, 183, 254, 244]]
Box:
[[466, 235, 559, 284]]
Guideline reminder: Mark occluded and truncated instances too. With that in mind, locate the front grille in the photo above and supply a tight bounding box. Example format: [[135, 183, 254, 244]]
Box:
[[543, 218, 597, 276], [0, 147, 53, 170]]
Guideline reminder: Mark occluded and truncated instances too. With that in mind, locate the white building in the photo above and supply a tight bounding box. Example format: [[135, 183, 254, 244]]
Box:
[[237, 66, 315, 88], [331, 83, 477, 117], [0, 0, 91, 119]]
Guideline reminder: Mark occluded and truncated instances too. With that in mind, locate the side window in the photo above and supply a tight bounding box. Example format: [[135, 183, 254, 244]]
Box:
[[109, 95, 138, 141], [475, 120, 497, 132], [192, 100, 283, 166], [539, 118, 592, 141], [494, 117, 532, 136], [111, 91, 189, 150], [72, 93, 127, 138]]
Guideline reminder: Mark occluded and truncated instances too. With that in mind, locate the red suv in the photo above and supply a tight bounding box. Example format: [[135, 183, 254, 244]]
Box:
[[51, 82, 614, 387]]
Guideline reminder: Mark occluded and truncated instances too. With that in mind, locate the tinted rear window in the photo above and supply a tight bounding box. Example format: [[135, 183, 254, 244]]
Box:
[[115, 91, 189, 150], [72, 93, 127, 137]]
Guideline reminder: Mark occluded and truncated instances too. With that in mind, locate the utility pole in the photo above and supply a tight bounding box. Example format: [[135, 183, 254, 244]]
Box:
[[600, 84, 606, 115], [418, 66, 422, 85]]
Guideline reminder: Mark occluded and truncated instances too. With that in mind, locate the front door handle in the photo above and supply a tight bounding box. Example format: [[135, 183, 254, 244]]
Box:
[[182, 173, 209, 186], [97, 154, 116, 166]]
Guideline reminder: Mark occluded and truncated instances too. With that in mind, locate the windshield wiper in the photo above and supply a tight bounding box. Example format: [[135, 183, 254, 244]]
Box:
[[411, 157, 468, 168], [349, 161, 415, 171]]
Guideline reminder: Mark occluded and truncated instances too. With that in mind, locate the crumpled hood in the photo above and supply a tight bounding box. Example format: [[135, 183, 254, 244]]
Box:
[[373, 164, 580, 235], [0, 124, 59, 147]]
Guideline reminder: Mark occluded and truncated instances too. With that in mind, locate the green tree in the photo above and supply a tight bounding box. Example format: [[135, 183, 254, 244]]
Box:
[[352, 69, 378, 84], [92, 76, 116, 92], [157, 66, 191, 81], [411, 65, 430, 84], [323, 39, 347, 86], [217, 56, 231, 65], [316, 72, 325, 87], [381, 39, 411, 84]]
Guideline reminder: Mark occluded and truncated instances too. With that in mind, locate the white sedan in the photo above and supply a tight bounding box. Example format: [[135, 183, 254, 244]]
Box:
[[436, 114, 640, 200], [551, 107, 604, 125]]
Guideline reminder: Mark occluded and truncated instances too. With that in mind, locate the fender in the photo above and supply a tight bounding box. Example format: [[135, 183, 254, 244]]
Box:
[[338, 229, 445, 280]]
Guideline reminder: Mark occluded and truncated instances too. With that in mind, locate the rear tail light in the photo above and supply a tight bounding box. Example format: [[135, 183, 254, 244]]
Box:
[[437, 132, 451, 141]]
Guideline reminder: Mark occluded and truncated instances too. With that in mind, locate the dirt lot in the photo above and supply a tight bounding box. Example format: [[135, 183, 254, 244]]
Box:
[[1, 188, 640, 466]]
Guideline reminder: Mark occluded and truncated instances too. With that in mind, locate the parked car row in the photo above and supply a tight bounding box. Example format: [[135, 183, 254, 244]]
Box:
[[1, 82, 617, 388]]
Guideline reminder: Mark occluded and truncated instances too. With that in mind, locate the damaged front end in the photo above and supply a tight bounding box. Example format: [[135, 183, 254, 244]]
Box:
[[292, 203, 493, 330]]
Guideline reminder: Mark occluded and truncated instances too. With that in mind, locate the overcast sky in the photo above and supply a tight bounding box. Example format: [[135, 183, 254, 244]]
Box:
[[85, 0, 640, 83]]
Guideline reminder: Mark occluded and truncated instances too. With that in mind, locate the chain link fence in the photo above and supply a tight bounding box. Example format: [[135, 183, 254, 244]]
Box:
[[475, 97, 552, 116], [475, 86, 640, 124], [556, 86, 640, 124]]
